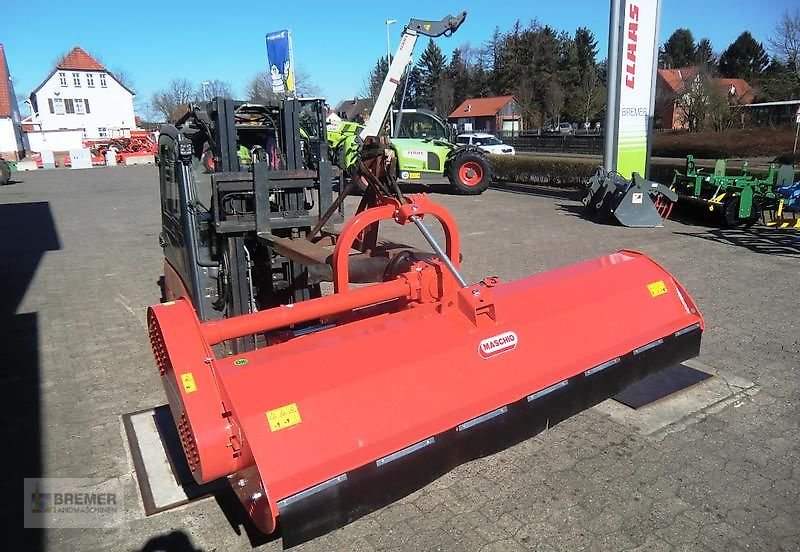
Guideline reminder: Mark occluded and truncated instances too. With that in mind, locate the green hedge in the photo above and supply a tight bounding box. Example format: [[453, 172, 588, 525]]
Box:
[[490, 155, 787, 189], [488, 154, 599, 187]]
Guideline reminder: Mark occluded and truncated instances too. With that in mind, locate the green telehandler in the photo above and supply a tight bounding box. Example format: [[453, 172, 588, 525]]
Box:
[[327, 12, 492, 195]]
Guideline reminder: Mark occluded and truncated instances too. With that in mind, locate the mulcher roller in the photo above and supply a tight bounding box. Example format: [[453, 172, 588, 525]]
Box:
[[148, 195, 703, 545]]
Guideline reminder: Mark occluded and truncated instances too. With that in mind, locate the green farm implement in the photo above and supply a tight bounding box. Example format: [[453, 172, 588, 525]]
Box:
[[671, 155, 795, 228]]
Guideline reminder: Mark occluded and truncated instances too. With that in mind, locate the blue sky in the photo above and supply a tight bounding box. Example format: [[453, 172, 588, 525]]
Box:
[[2, 0, 796, 117]]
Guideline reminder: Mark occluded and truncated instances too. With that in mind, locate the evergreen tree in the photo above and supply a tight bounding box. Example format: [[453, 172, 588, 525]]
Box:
[[401, 66, 422, 108], [757, 57, 800, 101], [574, 27, 599, 70], [487, 26, 507, 94], [415, 39, 448, 112], [367, 56, 389, 100], [572, 28, 602, 123], [660, 29, 696, 68], [695, 38, 717, 70], [446, 48, 471, 110], [719, 32, 768, 80]]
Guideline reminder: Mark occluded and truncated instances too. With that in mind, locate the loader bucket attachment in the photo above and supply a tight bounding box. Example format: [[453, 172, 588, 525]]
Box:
[[148, 197, 703, 546], [583, 168, 677, 227]]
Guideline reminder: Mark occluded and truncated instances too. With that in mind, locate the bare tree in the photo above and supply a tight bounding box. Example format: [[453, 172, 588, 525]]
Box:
[[513, 74, 540, 129], [295, 69, 321, 98], [151, 79, 196, 121], [769, 10, 800, 79], [674, 69, 714, 132], [110, 67, 135, 91], [576, 66, 605, 124], [245, 71, 281, 103], [245, 68, 320, 101], [432, 78, 455, 119], [707, 82, 735, 132], [544, 80, 565, 124], [197, 79, 233, 101]]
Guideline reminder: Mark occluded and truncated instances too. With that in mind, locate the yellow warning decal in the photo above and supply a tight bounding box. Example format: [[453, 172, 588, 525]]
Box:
[[647, 280, 668, 297], [266, 403, 302, 432], [180, 373, 197, 393]]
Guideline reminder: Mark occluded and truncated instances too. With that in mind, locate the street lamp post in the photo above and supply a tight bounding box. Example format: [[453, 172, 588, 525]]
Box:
[[386, 18, 397, 136]]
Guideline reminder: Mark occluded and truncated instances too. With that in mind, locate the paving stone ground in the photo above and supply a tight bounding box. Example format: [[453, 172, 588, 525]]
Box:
[[1, 166, 797, 551]]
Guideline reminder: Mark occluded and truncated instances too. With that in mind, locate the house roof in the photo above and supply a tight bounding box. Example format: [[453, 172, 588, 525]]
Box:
[[30, 46, 134, 97], [658, 67, 755, 104], [448, 95, 516, 119], [335, 97, 374, 121], [657, 67, 700, 92], [0, 44, 13, 118], [716, 78, 755, 104], [57, 47, 107, 71]]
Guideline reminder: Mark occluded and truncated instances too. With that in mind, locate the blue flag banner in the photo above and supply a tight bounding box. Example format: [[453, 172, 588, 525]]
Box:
[[266, 29, 296, 96]]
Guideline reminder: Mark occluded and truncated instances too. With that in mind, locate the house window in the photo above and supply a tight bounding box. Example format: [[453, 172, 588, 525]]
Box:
[[59, 72, 67, 87], [86, 73, 94, 87], [98, 127, 108, 138], [64, 99, 75, 114], [73, 72, 81, 87], [48, 98, 54, 114], [84, 98, 91, 113], [75, 99, 85, 114], [99, 73, 107, 88], [53, 97, 65, 114]]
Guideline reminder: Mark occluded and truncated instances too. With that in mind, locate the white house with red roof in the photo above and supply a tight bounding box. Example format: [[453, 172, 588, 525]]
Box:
[[27, 46, 135, 150], [0, 44, 25, 161]]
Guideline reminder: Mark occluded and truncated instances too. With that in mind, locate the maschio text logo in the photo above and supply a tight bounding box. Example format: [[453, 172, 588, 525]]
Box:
[[479, 331, 518, 359]]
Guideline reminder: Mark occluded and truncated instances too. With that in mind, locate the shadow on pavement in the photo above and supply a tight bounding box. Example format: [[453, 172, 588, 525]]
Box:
[[0, 201, 61, 552], [135, 530, 205, 552], [666, 202, 727, 229], [673, 228, 800, 257], [335, 179, 467, 196], [554, 201, 626, 226], [212, 487, 281, 548], [492, 181, 580, 200]]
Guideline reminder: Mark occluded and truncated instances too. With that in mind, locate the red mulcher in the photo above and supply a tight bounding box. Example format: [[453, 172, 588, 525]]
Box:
[[149, 191, 703, 543]]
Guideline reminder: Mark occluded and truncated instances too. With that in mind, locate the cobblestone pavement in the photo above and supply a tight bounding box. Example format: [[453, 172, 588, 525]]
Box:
[[2, 166, 797, 551]]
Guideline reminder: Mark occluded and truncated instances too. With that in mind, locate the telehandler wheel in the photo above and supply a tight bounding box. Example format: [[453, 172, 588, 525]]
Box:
[[448, 151, 491, 195], [0, 160, 10, 186]]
